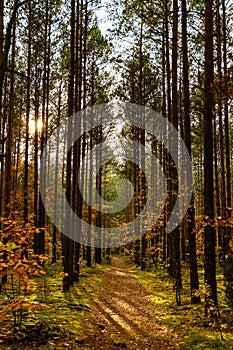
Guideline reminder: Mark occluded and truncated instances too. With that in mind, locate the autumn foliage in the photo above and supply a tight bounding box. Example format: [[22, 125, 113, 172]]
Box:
[[0, 220, 48, 337]]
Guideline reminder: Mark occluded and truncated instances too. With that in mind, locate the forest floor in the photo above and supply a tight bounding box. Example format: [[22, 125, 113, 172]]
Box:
[[78, 255, 178, 349], [1, 254, 233, 349]]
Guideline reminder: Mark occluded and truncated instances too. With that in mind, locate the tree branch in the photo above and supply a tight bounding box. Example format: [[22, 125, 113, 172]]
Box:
[[6, 68, 29, 79]]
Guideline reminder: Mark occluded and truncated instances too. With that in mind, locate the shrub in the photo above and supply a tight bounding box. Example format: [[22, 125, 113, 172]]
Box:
[[0, 220, 48, 337]]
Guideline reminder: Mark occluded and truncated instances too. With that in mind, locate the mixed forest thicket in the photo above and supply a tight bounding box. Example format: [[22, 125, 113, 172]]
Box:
[[0, 0, 233, 338]]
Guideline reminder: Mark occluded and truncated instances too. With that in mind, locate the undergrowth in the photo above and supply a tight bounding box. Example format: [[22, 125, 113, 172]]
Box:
[[0, 261, 108, 350]]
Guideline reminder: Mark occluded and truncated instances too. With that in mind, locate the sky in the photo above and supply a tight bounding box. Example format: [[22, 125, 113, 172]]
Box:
[[95, 0, 113, 36]]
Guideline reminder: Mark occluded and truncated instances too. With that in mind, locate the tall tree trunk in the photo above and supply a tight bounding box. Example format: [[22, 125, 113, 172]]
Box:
[[164, 0, 172, 268], [203, 0, 218, 315], [52, 82, 62, 264], [33, 64, 41, 228], [1, 18, 16, 284], [222, 0, 231, 256], [216, 0, 227, 259], [213, 109, 221, 265], [24, 0, 31, 224], [63, 0, 75, 291], [4, 20, 16, 218], [182, 0, 200, 303], [138, 20, 146, 271], [35, 0, 50, 256], [171, 0, 182, 306]]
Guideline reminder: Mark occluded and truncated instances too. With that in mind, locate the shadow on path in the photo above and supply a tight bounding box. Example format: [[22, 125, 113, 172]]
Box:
[[80, 256, 178, 350]]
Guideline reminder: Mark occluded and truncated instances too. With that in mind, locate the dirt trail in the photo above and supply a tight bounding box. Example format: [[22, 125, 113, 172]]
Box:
[[80, 256, 178, 349]]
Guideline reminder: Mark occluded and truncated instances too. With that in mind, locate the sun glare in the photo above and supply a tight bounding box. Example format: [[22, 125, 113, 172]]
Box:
[[28, 117, 43, 135]]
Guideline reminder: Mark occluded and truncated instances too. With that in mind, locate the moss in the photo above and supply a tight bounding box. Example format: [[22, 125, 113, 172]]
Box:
[[124, 255, 233, 349], [1, 262, 109, 349]]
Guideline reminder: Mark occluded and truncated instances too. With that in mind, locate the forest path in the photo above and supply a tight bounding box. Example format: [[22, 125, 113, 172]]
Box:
[[80, 255, 179, 349]]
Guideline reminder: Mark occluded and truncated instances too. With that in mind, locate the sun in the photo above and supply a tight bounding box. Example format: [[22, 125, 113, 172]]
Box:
[[28, 117, 43, 135]]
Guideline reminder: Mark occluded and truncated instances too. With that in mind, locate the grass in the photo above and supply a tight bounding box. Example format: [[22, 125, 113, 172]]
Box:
[[0, 261, 109, 350], [122, 255, 233, 349]]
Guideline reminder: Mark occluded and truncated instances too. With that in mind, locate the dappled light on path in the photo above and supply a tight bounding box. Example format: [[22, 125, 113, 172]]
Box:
[[80, 256, 178, 349]]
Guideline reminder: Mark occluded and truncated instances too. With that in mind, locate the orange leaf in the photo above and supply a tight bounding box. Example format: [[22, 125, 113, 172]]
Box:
[[13, 262, 22, 270], [23, 256, 29, 263]]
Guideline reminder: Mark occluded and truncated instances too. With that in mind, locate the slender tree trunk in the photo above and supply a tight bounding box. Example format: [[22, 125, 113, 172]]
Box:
[[52, 83, 62, 264], [203, 0, 218, 315], [35, 0, 50, 256], [63, 0, 75, 291], [73, 0, 81, 277], [1, 18, 16, 284], [213, 109, 221, 264], [24, 0, 31, 224], [138, 20, 146, 271], [4, 20, 16, 218], [182, 0, 200, 303], [216, 0, 227, 260], [86, 56, 95, 267], [171, 0, 182, 306], [165, 0, 172, 268], [33, 64, 41, 228], [222, 0, 231, 256]]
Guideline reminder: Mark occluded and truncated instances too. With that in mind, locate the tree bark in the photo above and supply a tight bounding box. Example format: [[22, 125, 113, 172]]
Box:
[[182, 0, 200, 303], [203, 0, 218, 314], [171, 0, 182, 306]]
